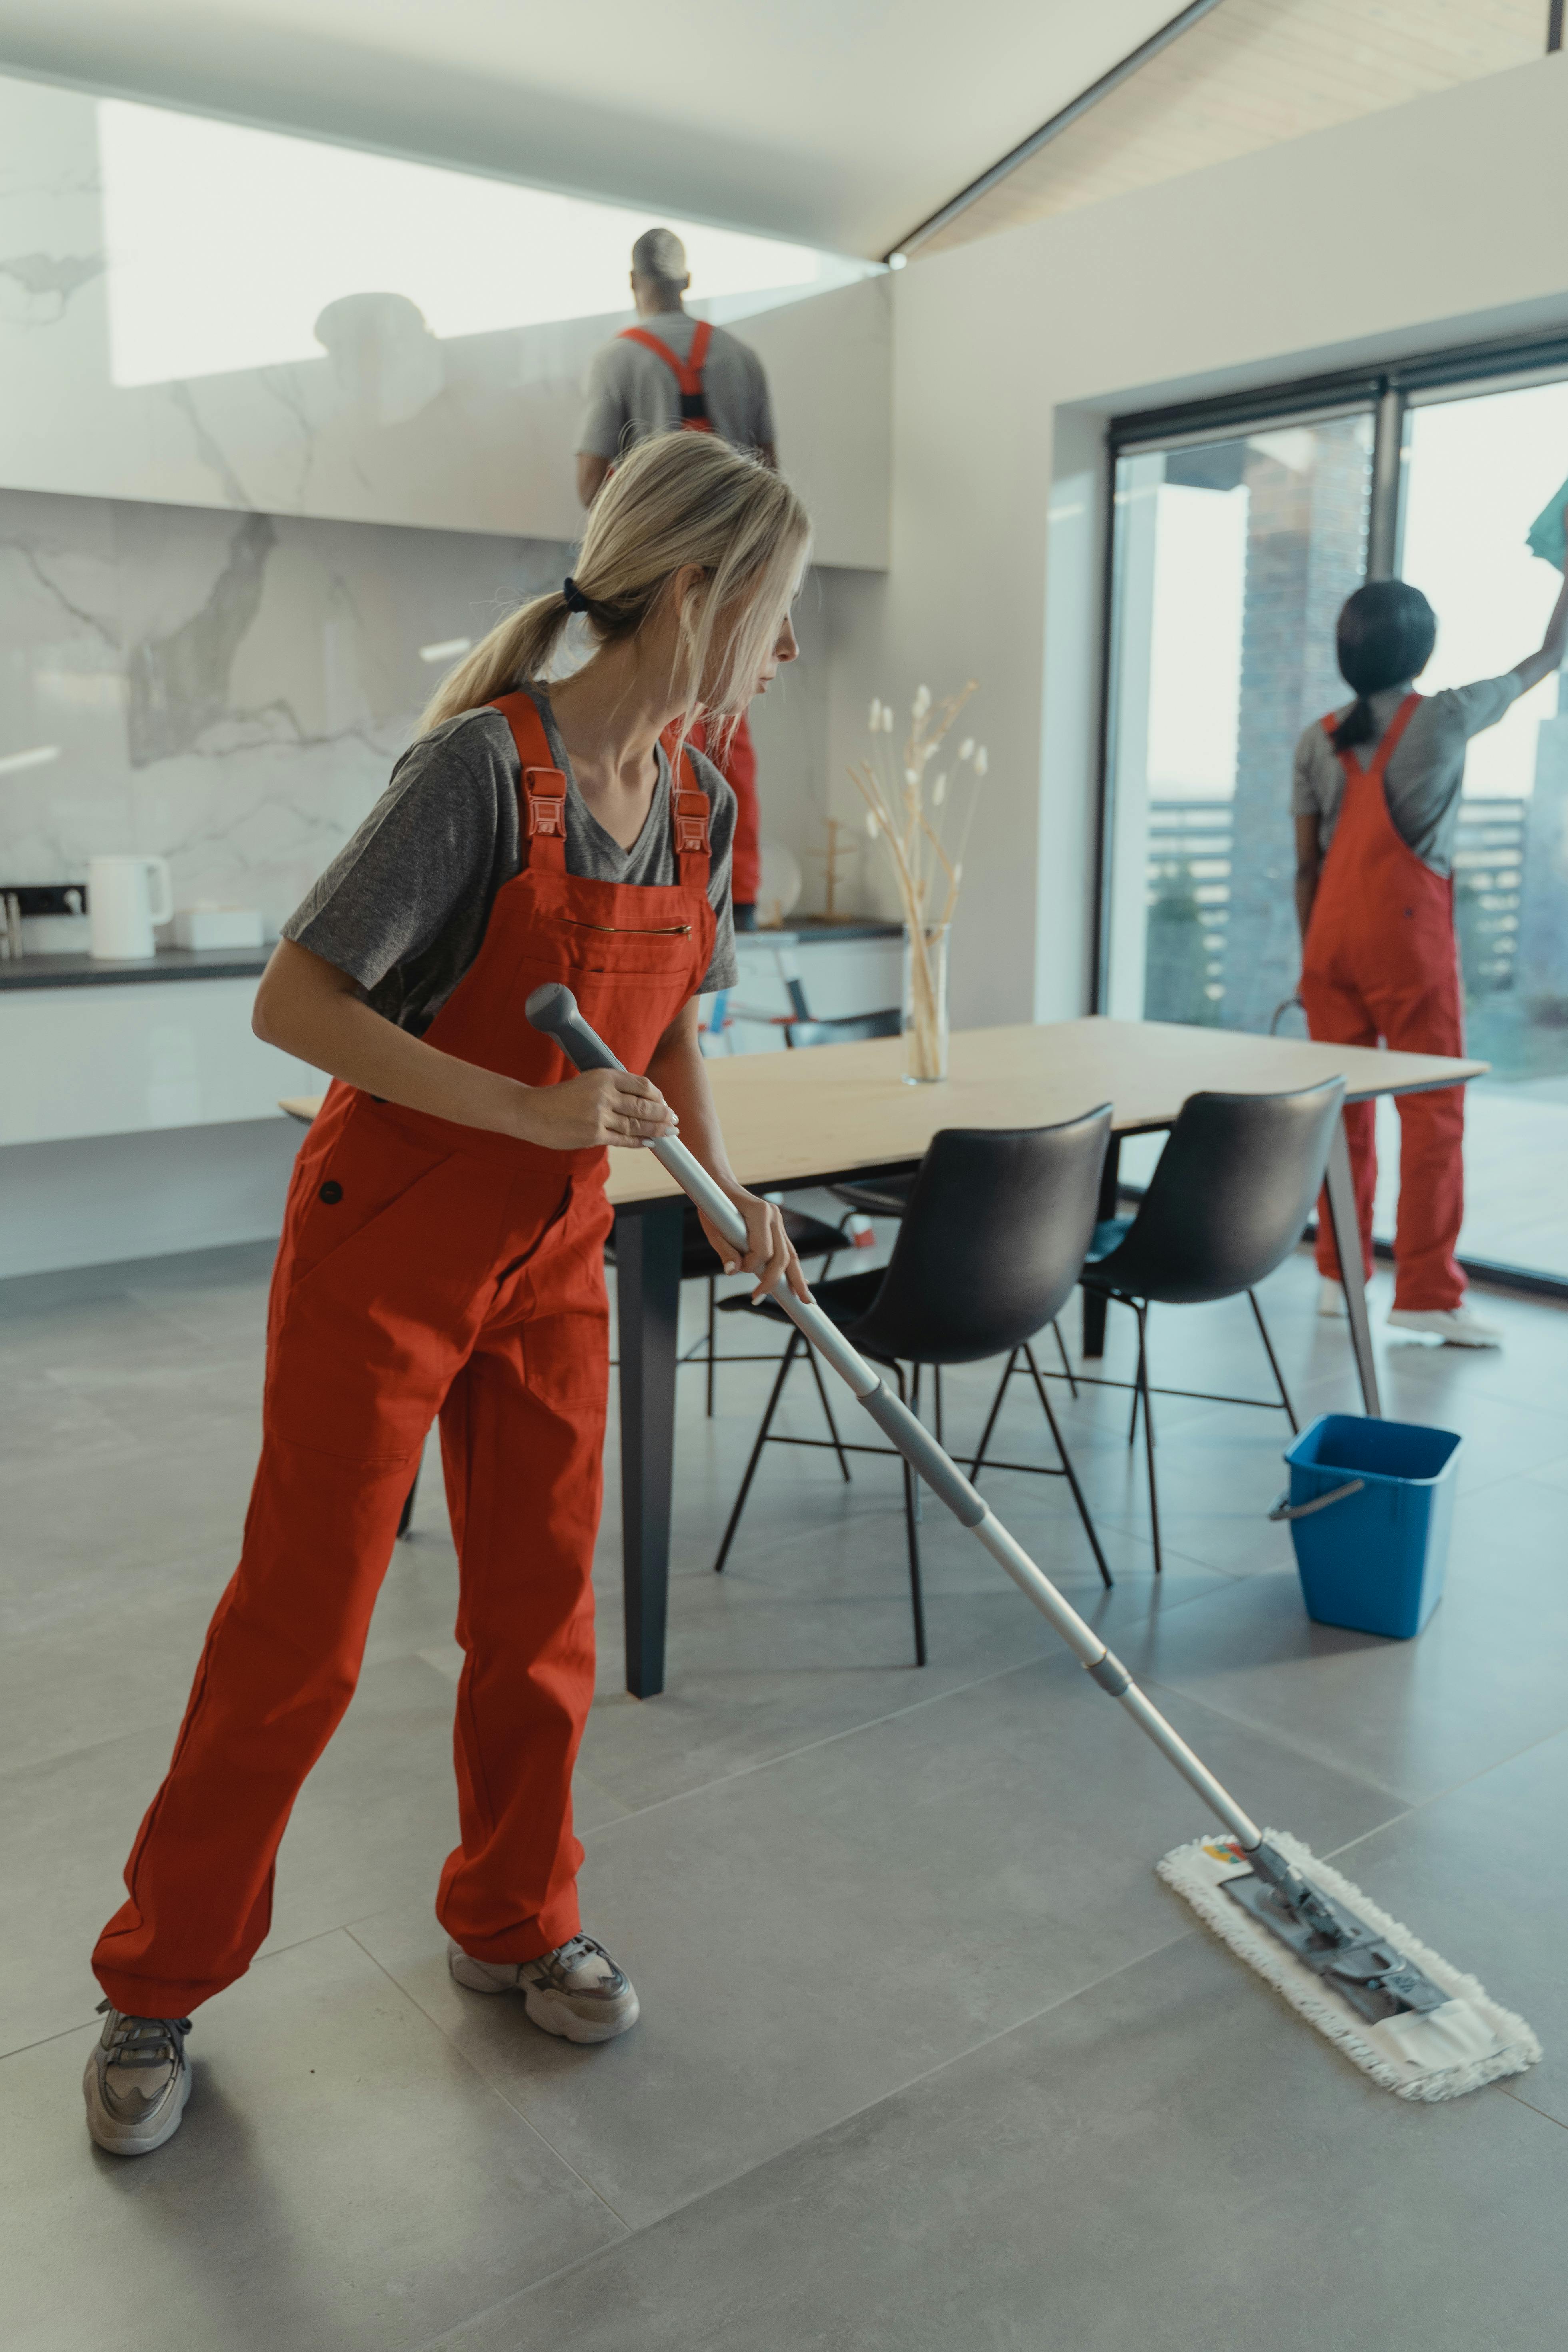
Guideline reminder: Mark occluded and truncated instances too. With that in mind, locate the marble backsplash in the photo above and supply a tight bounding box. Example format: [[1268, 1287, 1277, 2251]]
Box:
[[0, 484, 570, 938]]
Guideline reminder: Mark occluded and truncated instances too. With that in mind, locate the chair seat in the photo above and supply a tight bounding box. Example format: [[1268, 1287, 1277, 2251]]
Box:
[[608, 1202, 846, 1281], [830, 1170, 916, 1218], [1083, 1215, 1133, 1266], [720, 1264, 886, 1338]]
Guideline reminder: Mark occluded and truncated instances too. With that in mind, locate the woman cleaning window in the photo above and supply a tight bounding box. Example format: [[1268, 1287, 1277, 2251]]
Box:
[[84, 431, 812, 2157], [1294, 553, 1568, 1345]]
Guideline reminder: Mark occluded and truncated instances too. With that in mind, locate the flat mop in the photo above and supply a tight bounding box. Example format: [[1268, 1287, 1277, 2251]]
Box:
[[527, 985, 1539, 2102]]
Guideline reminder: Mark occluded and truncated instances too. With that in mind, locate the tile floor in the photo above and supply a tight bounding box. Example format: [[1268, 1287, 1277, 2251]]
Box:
[[2, 1223, 1566, 2350]]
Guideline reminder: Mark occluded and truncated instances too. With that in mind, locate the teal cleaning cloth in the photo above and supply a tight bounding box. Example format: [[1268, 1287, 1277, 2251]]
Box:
[[1526, 476, 1568, 571]]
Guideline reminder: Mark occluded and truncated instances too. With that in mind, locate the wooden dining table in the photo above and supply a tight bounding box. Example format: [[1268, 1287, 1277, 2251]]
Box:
[[605, 1016, 1484, 1696]]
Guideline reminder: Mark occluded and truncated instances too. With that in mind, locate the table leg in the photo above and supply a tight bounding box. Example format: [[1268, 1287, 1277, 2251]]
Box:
[[1324, 1114, 1382, 1418], [1082, 1133, 1121, 1360], [615, 1197, 684, 1697]]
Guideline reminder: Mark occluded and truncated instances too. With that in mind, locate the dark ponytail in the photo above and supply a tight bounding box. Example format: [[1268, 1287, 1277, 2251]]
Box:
[[1329, 696, 1379, 754], [1330, 581, 1436, 752]]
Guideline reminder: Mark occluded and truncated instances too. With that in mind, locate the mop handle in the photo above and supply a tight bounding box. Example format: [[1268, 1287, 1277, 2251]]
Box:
[[525, 984, 1265, 1853]]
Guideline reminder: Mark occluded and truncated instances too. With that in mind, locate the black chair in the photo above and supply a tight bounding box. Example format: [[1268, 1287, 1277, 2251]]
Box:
[[828, 1163, 1080, 1402], [606, 1200, 854, 1419], [782, 1008, 902, 1049], [713, 1107, 1115, 1665], [1073, 1080, 1345, 1575]]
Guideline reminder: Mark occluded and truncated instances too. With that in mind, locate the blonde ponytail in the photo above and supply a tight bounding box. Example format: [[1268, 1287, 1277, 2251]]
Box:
[[417, 433, 810, 742]]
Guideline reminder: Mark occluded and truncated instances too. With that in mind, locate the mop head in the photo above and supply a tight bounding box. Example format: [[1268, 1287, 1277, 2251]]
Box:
[[1159, 1829, 1541, 2101]]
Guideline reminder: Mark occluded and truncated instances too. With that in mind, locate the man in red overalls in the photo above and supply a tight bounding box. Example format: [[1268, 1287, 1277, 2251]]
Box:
[[578, 227, 777, 925], [1295, 568, 1568, 1345]]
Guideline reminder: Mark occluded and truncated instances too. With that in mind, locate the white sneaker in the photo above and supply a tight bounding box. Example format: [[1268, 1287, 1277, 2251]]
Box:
[[1387, 1304, 1503, 1348], [82, 2001, 192, 2156], [1317, 1279, 1349, 1321], [448, 1933, 640, 2045]]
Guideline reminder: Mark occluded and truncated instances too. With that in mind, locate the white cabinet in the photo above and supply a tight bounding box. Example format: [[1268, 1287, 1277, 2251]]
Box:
[[0, 978, 323, 1147], [709, 930, 902, 1055]]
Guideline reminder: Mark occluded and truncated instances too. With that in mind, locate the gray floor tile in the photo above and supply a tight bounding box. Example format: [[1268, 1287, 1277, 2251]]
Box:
[[354, 1652, 1396, 2231], [0, 1648, 607, 2058], [1107, 1472, 1568, 1805], [429, 1933, 1568, 2352], [0, 1931, 622, 2352]]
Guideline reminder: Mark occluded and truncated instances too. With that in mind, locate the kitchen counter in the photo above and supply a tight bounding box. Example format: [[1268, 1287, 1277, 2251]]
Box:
[[0, 945, 272, 990], [737, 920, 899, 946], [0, 924, 897, 990]]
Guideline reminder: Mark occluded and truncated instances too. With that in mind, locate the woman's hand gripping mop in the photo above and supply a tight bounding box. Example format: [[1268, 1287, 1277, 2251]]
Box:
[[528, 984, 1540, 2103]]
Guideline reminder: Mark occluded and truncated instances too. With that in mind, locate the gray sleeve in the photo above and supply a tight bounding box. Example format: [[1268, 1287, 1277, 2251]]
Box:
[[577, 343, 631, 460], [1441, 673, 1526, 738], [1291, 723, 1328, 818], [281, 718, 513, 991], [689, 747, 738, 992]]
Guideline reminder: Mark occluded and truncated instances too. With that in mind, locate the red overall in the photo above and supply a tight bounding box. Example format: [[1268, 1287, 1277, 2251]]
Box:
[[680, 713, 761, 910], [94, 695, 714, 2018], [620, 320, 762, 906], [1299, 692, 1467, 1311]]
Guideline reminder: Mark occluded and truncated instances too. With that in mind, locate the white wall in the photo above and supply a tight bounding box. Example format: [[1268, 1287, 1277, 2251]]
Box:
[[859, 52, 1568, 1030]]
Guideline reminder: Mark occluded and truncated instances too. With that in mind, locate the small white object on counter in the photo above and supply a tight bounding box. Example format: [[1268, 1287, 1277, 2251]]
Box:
[[89, 855, 172, 960], [172, 906, 265, 950]]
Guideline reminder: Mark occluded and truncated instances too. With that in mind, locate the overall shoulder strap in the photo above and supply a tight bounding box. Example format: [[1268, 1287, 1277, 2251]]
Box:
[[619, 325, 694, 389], [1322, 691, 1422, 784], [618, 323, 712, 428], [668, 744, 712, 891], [491, 690, 567, 872], [1368, 691, 1422, 782]]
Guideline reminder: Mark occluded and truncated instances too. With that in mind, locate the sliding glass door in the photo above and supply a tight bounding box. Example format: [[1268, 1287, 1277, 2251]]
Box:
[[1101, 351, 1568, 1284], [1103, 413, 1374, 1037], [1400, 379, 1568, 1278]]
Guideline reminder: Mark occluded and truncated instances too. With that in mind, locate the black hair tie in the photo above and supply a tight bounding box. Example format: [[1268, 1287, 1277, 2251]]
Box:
[[562, 577, 590, 615]]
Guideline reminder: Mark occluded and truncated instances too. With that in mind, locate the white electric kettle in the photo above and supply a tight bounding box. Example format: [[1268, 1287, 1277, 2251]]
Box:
[[88, 855, 174, 961]]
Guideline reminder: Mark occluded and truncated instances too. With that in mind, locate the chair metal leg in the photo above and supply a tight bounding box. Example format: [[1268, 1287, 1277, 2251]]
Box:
[[934, 1364, 944, 1448], [396, 1463, 419, 1540], [909, 1363, 923, 1521], [1247, 1288, 1298, 1434], [970, 1348, 1018, 1480], [1128, 1319, 1142, 1446], [705, 1277, 717, 1418], [1023, 1343, 1112, 1589], [893, 1363, 928, 1666], [806, 1341, 853, 1482], [1135, 1305, 1163, 1574], [714, 1330, 800, 1573], [1052, 1319, 1079, 1399]]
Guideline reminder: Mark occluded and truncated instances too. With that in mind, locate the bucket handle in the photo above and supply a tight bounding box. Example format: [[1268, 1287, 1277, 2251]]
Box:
[[1268, 1478, 1365, 1522]]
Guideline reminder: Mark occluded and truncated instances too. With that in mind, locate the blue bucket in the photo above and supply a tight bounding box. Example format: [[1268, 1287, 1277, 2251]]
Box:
[[1272, 1414, 1461, 1639]]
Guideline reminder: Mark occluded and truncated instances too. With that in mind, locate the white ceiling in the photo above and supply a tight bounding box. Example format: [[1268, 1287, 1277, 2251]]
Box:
[[0, 0, 1183, 256]]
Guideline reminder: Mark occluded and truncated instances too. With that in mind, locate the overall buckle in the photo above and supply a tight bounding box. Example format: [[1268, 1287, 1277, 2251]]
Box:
[[525, 769, 567, 838], [673, 790, 710, 856]]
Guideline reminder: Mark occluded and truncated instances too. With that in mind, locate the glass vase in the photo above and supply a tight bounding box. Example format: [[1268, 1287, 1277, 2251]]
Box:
[[902, 923, 950, 1084]]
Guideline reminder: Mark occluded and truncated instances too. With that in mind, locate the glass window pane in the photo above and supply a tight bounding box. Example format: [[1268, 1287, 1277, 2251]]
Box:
[[1398, 381, 1568, 1278], [1105, 417, 1373, 1039]]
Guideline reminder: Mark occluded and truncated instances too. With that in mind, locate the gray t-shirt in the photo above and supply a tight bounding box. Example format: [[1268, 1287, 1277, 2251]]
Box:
[[282, 684, 737, 1035], [1291, 674, 1524, 876], [578, 311, 775, 460]]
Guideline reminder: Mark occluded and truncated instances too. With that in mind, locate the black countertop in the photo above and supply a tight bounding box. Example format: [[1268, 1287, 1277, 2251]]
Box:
[[736, 920, 899, 946], [0, 921, 898, 992], [0, 946, 272, 991]]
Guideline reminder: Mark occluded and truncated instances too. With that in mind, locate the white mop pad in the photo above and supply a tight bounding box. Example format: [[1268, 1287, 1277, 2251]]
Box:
[[1159, 1829, 1541, 2101]]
